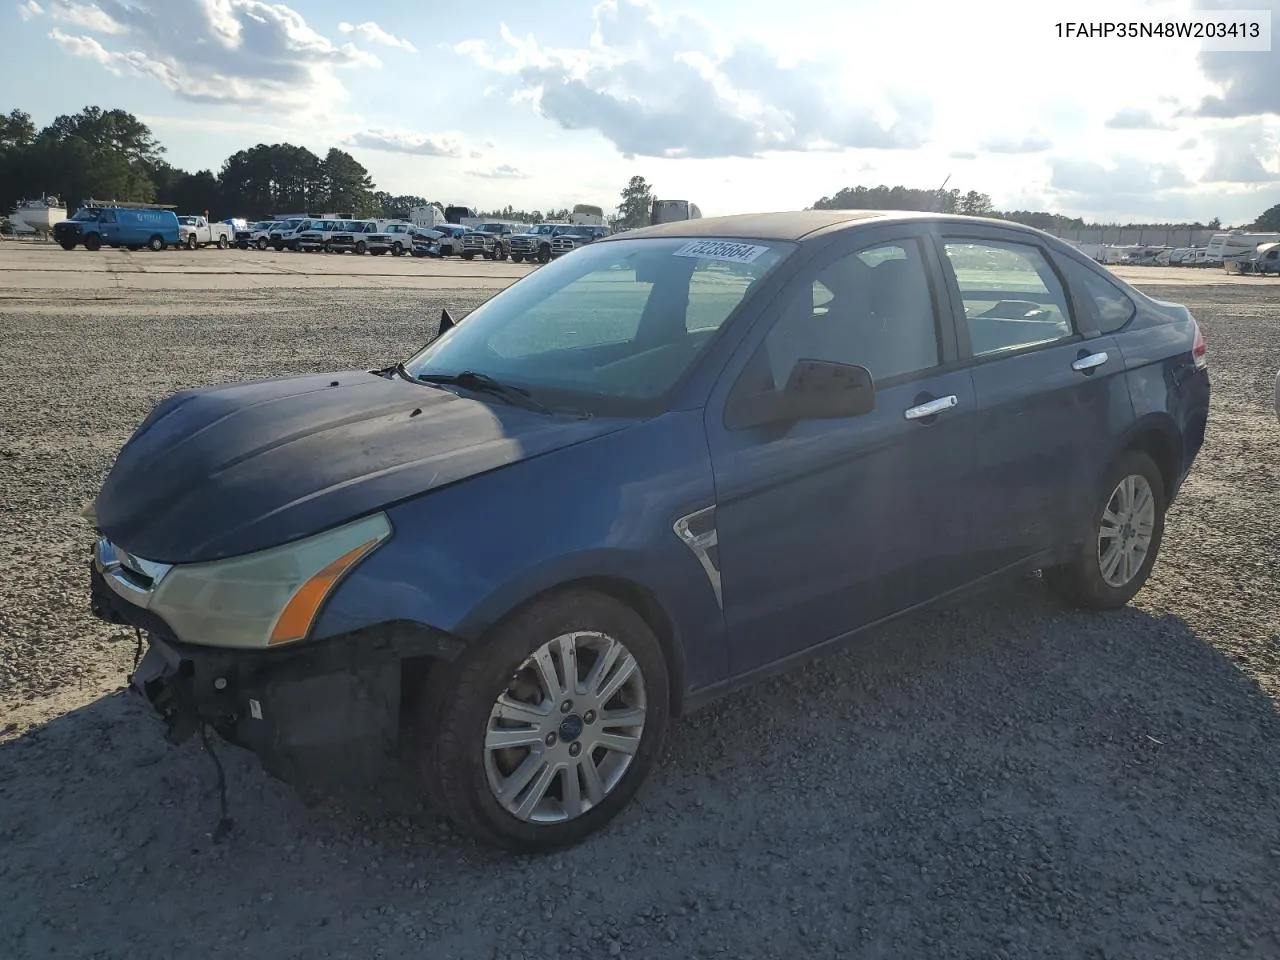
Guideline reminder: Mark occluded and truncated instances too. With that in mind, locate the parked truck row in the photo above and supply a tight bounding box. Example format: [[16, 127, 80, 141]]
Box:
[[51, 198, 703, 259]]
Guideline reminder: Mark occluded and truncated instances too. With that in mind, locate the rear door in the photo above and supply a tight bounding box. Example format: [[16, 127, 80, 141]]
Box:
[[931, 227, 1132, 574], [705, 225, 980, 675]]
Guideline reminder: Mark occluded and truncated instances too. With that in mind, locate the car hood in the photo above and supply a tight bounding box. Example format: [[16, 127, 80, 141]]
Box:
[[95, 369, 629, 565]]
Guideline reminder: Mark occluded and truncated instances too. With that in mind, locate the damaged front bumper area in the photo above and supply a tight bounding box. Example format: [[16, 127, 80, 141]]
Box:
[[89, 546, 463, 793]]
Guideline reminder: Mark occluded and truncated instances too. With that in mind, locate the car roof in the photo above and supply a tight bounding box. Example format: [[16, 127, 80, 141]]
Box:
[[605, 210, 1053, 243]]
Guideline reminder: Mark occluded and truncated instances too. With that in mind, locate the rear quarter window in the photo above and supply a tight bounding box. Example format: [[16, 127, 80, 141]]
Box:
[[1061, 258, 1137, 333]]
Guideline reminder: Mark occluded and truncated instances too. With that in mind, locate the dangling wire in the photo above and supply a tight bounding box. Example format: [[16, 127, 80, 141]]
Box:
[[198, 723, 235, 843]]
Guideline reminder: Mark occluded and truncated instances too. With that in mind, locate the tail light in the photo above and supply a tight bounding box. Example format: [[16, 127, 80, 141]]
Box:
[[1192, 319, 1207, 370]]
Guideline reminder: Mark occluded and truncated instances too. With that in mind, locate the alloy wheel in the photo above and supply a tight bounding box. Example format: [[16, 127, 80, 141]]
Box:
[[1097, 474, 1156, 588], [483, 631, 646, 824]]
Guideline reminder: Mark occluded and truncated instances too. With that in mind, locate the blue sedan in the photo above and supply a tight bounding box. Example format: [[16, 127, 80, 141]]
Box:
[[87, 210, 1210, 851]]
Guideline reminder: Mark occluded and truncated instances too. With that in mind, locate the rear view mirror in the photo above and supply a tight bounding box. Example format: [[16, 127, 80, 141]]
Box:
[[634, 260, 665, 284]]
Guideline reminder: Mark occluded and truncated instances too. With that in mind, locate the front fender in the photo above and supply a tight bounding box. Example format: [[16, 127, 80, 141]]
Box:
[[312, 411, 728, 692]]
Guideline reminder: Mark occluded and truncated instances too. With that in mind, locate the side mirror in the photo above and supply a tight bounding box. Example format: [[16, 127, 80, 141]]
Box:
[[732, 360, 875, 428], [437, 308, 455, 338]]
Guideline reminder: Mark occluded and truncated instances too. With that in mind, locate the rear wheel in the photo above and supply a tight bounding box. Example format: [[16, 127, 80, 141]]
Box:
[[217, 236, 229, 249], [1044, 450, 1166, 609], [419, 590, 669, 852], [150, 235, 166, 252]]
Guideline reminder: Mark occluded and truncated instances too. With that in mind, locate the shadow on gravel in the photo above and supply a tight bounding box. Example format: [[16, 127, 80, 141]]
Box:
[[3, 578, 1280, 960]]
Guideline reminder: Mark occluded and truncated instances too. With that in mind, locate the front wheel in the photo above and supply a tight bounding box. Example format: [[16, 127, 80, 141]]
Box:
[[59, 240, 77, 251], [1044, 450, 1166, 609], [462, 251, 475, 260], [355, 240, 367, 255], [256, 237, 268, 251], [511, 253, 525, 263], [419, 590, 670, 853], [185, 234, 197, 250]]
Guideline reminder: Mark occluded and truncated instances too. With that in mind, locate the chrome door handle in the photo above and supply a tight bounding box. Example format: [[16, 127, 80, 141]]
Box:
[[903, 395, 958, 420], [1072, 351, 1108, 372]]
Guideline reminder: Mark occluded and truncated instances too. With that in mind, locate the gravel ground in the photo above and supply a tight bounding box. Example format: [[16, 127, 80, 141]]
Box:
[[2, 282, 1279, 960]]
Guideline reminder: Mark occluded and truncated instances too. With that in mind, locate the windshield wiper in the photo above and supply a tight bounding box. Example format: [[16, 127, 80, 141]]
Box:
[[411, 370, 553, 414]]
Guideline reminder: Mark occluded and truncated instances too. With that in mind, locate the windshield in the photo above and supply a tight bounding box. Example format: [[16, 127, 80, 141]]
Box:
[[72, 208, 102, 221], [178, 216, 197, 225], [478, 224, 503, 233], [403, 236, 794, 415]]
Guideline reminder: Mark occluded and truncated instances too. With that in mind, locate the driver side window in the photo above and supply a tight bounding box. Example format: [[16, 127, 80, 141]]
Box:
[[757, 238, 942, 390]]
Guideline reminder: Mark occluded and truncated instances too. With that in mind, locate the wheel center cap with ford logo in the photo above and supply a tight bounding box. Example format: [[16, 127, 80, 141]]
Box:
[[559, 714, 584, 743]]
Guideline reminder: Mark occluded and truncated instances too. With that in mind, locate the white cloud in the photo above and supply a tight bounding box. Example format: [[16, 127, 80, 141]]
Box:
[[338, 20, 415, 53], [49, 1, 121, 33], [346, 127, 479, 159], [1049, 156, 1192, 202], [455, 0, 930, 159], [1188, 0, 1280, 118], [1104, 108, 1172, 131], [17, 1, 41, 20], [978, 135, 1053, 154], [44, 1, 379, 110], [1200, 121, 1280, 182], [473, 164, 529, 180]]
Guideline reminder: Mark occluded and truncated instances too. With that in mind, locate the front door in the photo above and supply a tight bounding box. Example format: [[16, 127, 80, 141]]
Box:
[[705, 228, 979, 676]]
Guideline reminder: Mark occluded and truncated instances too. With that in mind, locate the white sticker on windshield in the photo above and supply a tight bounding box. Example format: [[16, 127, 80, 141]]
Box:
[[672, 239, 769, 264]]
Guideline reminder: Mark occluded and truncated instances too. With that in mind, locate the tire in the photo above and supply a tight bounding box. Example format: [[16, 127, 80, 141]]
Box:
[[392, 242, 404, 256], [355, 240, 367, 255], [511, 254, 524, 263], [538, 245, 551, 264], [217, 236, 229, 249], [462, 251, 475, 261], [1044, 449, 1166, 610], [59, 240, 77, 251], [185, 234, 197, 250], [150, 235, 166, 252], [83, 233, 102, 252], [256, 238, 268, 251], [418, 589, 670, 853]]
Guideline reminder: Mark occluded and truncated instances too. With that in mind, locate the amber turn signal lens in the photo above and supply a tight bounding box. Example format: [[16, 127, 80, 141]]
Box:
[[267, 538, 380, 645]]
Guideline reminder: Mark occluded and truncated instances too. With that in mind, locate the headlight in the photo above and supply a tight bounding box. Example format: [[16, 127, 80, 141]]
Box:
[[148, 512, 392, 649]]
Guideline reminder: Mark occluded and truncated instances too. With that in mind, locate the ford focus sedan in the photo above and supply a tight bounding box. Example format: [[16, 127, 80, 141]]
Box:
[[86, 211, 1210, 851]]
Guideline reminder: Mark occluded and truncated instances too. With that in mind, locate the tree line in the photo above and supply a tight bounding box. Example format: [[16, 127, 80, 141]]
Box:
[[2, 105, 1274, 231], [0, 105, 589, 224]]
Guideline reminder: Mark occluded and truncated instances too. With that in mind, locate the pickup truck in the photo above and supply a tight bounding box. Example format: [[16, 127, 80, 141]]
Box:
[[178, 215, 234, 249], [461, 222, 518, 260]]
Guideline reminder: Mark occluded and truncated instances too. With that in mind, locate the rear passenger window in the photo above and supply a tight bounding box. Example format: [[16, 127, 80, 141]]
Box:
[[942, 240, 1075, 357]]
